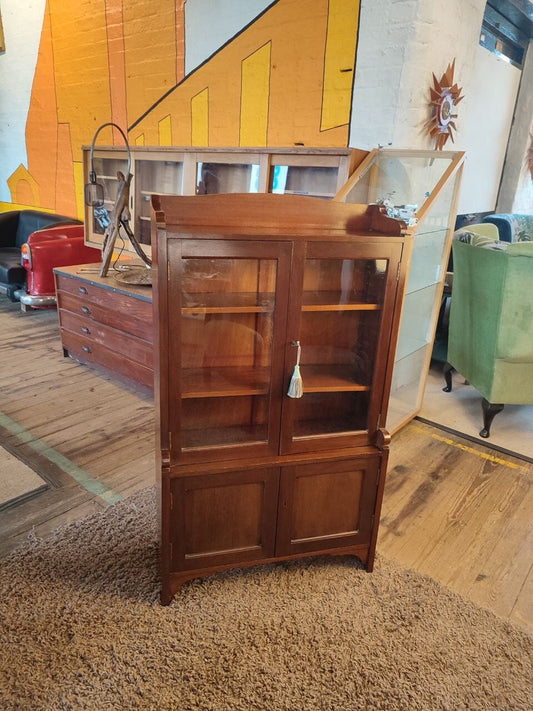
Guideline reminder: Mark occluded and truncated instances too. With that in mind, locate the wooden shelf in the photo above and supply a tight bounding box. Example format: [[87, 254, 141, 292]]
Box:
[[300, 365, 370, 392], [182, 424, 268, 449], [301, 291, 381, 311], [181, 367, 270, 398], [293, 416, 367, 438], [182, 292, 275, 314], [180, 365, 369, 398]]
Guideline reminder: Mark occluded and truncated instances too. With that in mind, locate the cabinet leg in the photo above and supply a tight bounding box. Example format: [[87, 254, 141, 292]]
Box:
[[480, 399, 504, 438], [160, 582, 174, 606], [442, 362, 454, 392]]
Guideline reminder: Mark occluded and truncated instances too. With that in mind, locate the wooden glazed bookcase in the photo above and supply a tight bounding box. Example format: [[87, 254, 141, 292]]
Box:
[[151, 193, 415, 603]]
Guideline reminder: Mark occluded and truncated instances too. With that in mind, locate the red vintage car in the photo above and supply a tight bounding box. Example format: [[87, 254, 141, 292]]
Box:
[[16, 224, 100, 309]]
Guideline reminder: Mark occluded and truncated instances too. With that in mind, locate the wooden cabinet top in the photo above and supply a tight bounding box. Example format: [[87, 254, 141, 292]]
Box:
[[152, 193, 414, 240], [54, 264, 153, 303]]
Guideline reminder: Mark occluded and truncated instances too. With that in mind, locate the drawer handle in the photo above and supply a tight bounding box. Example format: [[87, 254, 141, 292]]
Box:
[[79, 286, 88, 294], [81, 327, 90, 334], [81, 306, 91, 314], [82, 345, 92, 353]]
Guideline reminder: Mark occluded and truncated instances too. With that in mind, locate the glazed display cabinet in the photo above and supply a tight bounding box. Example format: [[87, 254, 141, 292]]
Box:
[[151, 192, 415, 603], [82, 146, 361, 251], [334, 149, 465, 433]]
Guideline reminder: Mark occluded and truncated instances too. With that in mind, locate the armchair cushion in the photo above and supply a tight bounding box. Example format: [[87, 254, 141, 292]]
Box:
[[482, 213, 533, 243], [0, 248, 26, 285]]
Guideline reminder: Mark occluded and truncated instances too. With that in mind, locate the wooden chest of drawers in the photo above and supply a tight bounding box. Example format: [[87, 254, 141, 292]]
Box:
[[54, 265, 154, 388]]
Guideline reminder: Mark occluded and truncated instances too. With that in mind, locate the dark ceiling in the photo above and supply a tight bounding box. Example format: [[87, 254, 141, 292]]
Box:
[[486, 0, 533, 41]]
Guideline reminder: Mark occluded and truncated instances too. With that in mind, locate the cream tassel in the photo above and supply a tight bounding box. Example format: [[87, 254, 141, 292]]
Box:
[[287, 341, 303, 398]]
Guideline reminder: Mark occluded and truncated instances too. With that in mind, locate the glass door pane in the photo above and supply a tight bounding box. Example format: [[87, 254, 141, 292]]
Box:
[[196, 162, 260, 194], [269, 164, 338, 199], [176, 248, 286, 460], [286, 255, 389, 447], [135, 158, 184, 244], [90, 154, 129, 238]]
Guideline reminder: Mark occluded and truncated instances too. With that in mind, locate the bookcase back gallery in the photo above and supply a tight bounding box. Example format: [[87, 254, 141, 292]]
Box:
[[151, 193, 415, 602]]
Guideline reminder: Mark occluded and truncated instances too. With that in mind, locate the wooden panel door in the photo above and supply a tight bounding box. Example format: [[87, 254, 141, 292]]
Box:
[[280, 241, 403, 455], [164, 238, 292, 464], [275, 456, 381, 557], [169, 468, 280, 572]]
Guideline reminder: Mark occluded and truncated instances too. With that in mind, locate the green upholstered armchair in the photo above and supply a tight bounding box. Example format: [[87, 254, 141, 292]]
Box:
[[443, 237, 533, 437]]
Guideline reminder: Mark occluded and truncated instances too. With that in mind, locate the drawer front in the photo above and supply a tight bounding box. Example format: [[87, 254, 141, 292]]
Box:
[[61, 330, 153, 389], [58, 309, 153, 368], [56, 289, 153, 342], [55, 273, 152, 306]]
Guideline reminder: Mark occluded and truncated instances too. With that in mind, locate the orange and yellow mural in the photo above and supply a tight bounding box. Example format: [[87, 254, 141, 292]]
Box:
[[2, 0, 360, 219]]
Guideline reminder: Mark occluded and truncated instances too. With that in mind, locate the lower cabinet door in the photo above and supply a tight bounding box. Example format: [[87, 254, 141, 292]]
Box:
[[170, 468, 280, 572], [275, 457, 380, 557]]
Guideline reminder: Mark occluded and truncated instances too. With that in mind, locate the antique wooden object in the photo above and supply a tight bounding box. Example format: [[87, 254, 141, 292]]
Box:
[[54, 265, 153, 388], [151, 193, 414, 603]]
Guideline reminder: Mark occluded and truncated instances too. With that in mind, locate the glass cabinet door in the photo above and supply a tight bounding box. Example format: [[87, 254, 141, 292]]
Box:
[[195, 161, 261, 194], [269, 162, 339, 199], [167, 239, 291, 463], [134, 157, 185, 244], [281, 242, 402, 454], [87, 152, 129, 244]]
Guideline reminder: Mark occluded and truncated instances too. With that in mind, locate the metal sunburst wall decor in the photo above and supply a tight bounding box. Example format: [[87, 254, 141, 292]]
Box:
[[427, 59, 464, 150]]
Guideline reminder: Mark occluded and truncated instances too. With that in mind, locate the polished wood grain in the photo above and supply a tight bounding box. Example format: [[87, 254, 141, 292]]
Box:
[[55, 266, 154, 388], [381, 421, 533, 633], [0, 297, 530, 631], [152, 195, 415, 602]]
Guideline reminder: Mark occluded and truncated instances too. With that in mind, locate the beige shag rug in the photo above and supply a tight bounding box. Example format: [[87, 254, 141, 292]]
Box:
[[1, 488, 531, 711]]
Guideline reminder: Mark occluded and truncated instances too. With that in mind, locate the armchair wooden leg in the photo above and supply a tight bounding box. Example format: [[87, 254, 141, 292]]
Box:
[[480, 399, 504, 438], [443, 362, 454, 392]]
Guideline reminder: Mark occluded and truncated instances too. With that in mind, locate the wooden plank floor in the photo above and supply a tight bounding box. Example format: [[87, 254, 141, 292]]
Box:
[[1, 297, 531, 633]]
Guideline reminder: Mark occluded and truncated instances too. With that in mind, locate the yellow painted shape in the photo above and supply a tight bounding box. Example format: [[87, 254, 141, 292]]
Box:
[[412, 425, 528, 471], [7, 165, 40, 206], [130, 0, 352, 148], [159, 115, 172, 146], [73, 161, 85, 221], [135, 134, 145, 146], [240, 43, 271, 146], [191, 89, 209, 146], [122, 0, 179, 126], [0, 202, 55, 213], [321, 0, 359, 131]]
